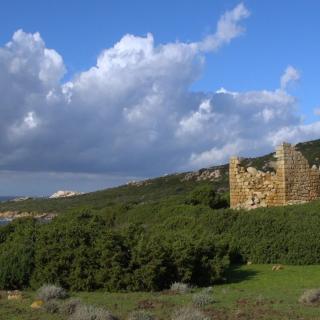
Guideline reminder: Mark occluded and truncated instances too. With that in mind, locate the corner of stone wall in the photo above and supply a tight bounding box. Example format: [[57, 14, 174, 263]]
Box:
[[229, 156, 240, 209], [274, 143, 287, 205]]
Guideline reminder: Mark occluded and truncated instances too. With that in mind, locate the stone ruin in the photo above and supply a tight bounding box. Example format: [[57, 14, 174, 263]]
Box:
[[229, 143, 320, 209]]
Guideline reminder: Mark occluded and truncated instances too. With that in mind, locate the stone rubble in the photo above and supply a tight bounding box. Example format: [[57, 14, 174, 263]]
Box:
[[126, 180, 151, 187]]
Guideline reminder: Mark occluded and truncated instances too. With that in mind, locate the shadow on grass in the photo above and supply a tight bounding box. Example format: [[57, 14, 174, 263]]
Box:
[[224, 264, 259, 284]]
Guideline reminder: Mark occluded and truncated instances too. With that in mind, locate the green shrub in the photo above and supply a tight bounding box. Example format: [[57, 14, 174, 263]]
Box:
[[94, 230, 132, 291], [69, 304, 117, 320], [229, 206, 320, 265], [60, 298, 82, 316], [43, 299, 60, 314], [126, 231, 176, 291], [128, 310, 155, 320], [185, 185, 223, 209], [0, 218, 30, 244], [167, 232, 229, 286], [31, 212, 107, 290], [0, 219, 36, 289], [37, 284, 68, 301], [171, 307, 209, 320], [192, 287, 214, 308], [170, 282, 191, 294], [126, 229, 229, 291]]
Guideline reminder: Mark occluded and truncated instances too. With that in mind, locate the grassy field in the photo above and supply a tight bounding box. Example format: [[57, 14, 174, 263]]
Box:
[[1, 264, 320, 320]]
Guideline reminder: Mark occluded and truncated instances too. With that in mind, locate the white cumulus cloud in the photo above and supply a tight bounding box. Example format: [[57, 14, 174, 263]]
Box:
[[280, 65, 300, 90], [194, 3, 250, 52], [1, 4, 320, 194]]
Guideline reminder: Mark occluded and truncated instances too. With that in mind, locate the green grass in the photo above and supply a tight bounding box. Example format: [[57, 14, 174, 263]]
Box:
[[2, 264, 320, 320], [75, 264, 320, 319], [0, 291, 63, 320]]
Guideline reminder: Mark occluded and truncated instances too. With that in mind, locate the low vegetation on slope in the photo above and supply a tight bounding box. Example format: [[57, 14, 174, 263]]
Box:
[[2, 138, 320, 216], [2, 186, 320, 292], [0, 172, 229, 214]]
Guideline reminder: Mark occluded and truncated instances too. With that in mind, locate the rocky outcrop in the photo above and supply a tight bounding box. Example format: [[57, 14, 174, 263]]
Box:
[[126, 180, 151, 187], [182, 169, 221, 182], [0, 211, 57, 220], [246, 167, 257, 175], [49, 190, 84, 198]]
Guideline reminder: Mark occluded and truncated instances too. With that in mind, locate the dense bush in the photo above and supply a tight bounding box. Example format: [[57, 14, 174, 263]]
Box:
[[94, 229, 132, 291], [126, 233, 176, 291], [31, 212, 114, 290], [16, 211, 228, 291], [0, 218, 36, 289], [185, 185, 227, 209], [229, 206, 320, 264], [167, 232, 229, 286], [2, 197, 320, 291]]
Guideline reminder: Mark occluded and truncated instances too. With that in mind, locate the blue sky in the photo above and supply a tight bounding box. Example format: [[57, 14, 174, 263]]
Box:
[[1, 1, 320, 195]]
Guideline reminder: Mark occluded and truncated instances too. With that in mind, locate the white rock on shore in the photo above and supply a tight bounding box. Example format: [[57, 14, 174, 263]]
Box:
[[49, 190, 84, 199], [10, 197, 32, 202]]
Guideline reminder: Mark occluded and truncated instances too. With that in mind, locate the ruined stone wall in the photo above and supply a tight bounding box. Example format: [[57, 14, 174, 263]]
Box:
[[230, 143, 320, 209], [229, 157, 284, 209], [280, 143, 320, 204]]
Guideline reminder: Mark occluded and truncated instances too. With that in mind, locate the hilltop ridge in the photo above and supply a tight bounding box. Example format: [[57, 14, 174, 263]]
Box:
[[1, 138, 320, 215]]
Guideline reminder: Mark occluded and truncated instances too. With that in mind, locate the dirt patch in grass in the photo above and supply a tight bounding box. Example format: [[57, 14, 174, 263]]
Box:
[[161, 289, 179, 296], [198, 297, 308, 320], [137, 299, 175, 310], [0, 290, 7, 300]]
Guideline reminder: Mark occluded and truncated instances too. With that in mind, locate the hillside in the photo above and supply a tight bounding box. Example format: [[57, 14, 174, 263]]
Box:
[[2, 139, 320, 319], [0, 170, 228, 214], [1, 138, 320, 214]]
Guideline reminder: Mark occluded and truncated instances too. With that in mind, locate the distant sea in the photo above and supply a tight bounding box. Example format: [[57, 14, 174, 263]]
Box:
[[0, 220, 10, 226], [0, 196, 16, 202]]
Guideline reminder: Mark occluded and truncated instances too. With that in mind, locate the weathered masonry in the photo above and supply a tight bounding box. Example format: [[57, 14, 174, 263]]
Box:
[[229, 143, 320, 209]]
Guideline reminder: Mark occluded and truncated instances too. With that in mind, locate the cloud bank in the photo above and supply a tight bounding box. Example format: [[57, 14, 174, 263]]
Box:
[[0, 3, 319, 191]]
